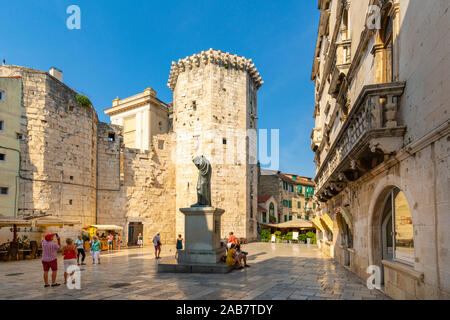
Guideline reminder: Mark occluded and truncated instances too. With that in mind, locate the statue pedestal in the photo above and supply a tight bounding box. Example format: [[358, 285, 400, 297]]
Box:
[[157, 206, 233, 273], [178, 206, 224, 264]]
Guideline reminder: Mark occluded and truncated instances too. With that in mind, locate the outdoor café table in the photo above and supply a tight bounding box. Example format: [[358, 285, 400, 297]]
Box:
[[18, 249, 31, 260]]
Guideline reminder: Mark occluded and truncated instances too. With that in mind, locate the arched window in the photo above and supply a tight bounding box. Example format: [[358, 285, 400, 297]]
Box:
[[159, 121, 163, 132], [342, 8, 349, 41], [381, 187, 415, 265], [380, 5, 394, 82], [269, 202, 274, 216]]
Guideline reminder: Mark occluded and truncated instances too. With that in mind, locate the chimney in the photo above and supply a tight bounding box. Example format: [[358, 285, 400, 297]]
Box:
[[49, 67, 63, 82]]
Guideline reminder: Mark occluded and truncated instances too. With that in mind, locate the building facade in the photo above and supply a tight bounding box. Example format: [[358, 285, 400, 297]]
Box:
[[104, 88, 170, 151], [0, 76, 22, 218], [259, 169, 315, 224], [310, 0, 449, 299]]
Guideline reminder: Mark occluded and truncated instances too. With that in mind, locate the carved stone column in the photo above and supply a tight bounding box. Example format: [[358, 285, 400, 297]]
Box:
[[384, 94, 398, 128]]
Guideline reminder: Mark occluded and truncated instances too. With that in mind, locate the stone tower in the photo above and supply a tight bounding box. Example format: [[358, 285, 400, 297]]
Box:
[[168, 49, 263, 241]]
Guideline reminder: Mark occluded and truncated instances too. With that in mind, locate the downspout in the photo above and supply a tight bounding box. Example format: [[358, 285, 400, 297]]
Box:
[[431, 142, 441, 298]]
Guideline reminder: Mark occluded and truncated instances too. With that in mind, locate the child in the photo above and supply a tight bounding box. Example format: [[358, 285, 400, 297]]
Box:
[[107, 233, 114, 251], [62, 238, 77, 284], [90, 236, 101, 264], [175, 234, 183, 259], [137, 233, 143, 248]]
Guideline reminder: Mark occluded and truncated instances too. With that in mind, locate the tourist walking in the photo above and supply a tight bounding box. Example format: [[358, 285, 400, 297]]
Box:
[[41, 233, 61, 287], [153, 232, 161, 259], [175, 234, 183, 259], [137, 232, 143, 248], [75, 235, 86, 265], [62, 238, 77, 285], [91, 235, 101, 264], [107, 233, 114, 251]]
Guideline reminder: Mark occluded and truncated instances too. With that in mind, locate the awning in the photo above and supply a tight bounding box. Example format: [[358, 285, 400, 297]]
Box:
[[311, 217, 324, 232], [0, 219, 32, 227], [31, 216, 80, 227], [320, 214, 334, 233], [84, 225, 123, 231], [260, 219, 314, 229], [0, 216, 80, 228]]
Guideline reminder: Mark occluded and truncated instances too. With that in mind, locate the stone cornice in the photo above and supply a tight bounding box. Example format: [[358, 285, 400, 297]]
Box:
[[167, 49, 263, 91], [104, 89, 168, 116]]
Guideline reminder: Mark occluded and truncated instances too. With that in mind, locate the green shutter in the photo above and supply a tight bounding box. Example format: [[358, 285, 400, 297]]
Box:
[[289, 200, 292, 208]]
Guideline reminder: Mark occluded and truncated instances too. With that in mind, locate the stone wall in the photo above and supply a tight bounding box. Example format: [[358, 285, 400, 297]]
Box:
[[0, 65, 98, 240], [0, 66, 177, 246], [96, 124, 176, 245]]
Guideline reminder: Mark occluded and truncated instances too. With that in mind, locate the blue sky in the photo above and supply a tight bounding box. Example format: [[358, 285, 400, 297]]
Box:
[[1, 0, 319, 177]]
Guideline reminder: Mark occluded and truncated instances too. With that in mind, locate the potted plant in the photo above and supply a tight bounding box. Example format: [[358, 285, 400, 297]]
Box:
[[260, 229, 271, 242], [286, 232, 293, 243], [298, 234, 307, 244], [306, 231, 316, 244], [274, 231, 281, 243]]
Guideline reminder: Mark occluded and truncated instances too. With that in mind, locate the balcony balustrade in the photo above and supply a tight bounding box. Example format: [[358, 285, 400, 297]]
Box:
[[315, 82, 407, 202]]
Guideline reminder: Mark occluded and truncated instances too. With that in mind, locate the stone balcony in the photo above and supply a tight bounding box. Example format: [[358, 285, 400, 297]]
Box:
[[311, 127, 323, 152], [329, 40, 352, 98], [315, 82, 407, 202]]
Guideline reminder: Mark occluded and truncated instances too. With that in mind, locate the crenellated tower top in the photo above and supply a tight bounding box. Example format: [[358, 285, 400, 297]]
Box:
[[167, 48, 264, 91]]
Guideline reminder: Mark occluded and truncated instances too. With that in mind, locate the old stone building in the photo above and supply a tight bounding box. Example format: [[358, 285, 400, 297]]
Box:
[[168, 49, 262, 241], [0, 76, 21, 219], [259, 169, 315, 224], [0, 49, 263, 245], [104, 88, 171, 151], [310, 0, 449, 299]]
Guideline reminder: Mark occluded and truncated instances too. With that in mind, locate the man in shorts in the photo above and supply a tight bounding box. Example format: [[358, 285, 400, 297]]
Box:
[[42, 233, 61, 287], [153, 232, 161, 259]]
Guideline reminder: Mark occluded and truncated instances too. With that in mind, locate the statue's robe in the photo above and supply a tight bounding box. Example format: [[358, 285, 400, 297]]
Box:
[[193, 156, 211, 206]]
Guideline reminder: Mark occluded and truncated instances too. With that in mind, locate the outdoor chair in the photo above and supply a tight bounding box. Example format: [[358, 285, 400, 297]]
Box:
[[30, 241, 38, 259], [8, 242, 19, 261]]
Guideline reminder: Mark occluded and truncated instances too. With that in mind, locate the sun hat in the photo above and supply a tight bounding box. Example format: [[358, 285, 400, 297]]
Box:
[[45, 234, 54, 241]]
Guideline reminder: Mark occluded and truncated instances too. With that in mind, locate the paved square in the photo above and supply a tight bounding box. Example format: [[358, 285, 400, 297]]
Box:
[[0, 243, 389, 300]]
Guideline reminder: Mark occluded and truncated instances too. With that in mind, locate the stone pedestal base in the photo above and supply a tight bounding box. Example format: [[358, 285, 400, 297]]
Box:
[[158, 206, 228, 273]]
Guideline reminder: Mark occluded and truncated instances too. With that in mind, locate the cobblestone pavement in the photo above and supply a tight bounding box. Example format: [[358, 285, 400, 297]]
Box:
[[0, 243, 390, 300]]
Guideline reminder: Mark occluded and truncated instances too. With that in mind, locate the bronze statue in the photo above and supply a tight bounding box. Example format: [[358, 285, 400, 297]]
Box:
[[192, 155, 211, 206]]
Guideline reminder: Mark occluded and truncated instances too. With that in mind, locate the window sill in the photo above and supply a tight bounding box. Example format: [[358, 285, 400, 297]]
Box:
[[382, 259, 424, 282]]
